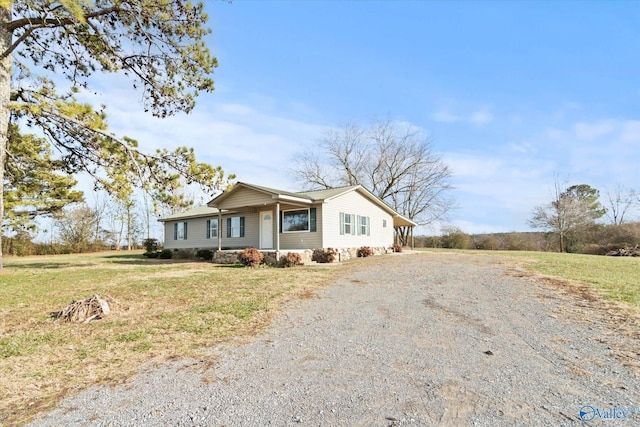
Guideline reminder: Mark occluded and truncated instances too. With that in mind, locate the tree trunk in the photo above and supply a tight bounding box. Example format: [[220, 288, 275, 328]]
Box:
[[0, 6, 12, 269]]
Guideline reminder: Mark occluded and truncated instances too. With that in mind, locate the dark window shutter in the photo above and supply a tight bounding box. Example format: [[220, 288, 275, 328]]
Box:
[[339, 212, 345, 235], [206, 220, 211, 239], [184, 222, 188, 240], [310, 208, 317, 232], [240, 217, 245, 237], [280, 211, 283, 233], [227, 218, 232, 238], [174, 223, 178, 240]]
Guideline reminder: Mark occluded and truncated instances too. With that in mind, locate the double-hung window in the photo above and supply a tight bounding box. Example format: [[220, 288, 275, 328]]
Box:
[[358, 215, 370, 236], [340, 212, 355, 235], [226, 216, 245, 238], [174, 222, 187, 240], [206, 219, 218, 239]]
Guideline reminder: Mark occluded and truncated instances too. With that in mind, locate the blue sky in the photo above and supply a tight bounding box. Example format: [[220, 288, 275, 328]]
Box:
[[86, 0, 640, 235]]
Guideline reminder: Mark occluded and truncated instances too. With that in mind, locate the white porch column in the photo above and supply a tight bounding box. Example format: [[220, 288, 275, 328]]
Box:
[[276, 202, 280, 257], [217, 211, 222, 251], [411, 226, 414, 250]]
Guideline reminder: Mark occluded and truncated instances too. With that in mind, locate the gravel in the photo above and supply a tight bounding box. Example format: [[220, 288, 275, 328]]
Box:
[[29, 252, 640, 426]]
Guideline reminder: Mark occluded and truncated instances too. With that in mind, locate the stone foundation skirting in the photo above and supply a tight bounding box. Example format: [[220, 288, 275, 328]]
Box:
[[210, 247, 391, 265]]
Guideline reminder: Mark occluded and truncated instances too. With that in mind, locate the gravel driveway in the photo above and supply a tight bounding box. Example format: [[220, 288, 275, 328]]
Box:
[[30, 252, 640, 426]]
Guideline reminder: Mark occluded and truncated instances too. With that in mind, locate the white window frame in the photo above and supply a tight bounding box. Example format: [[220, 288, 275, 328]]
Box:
[[344, 213, 353, 235], [230, 216, 241, 238], [176, 222, 186, 240], [209, 219, 218, 239], [359, 216, 370, 236], [282, 208, 310, 233]]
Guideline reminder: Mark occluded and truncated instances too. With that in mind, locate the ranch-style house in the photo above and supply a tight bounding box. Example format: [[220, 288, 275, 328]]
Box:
[[158, 182, 416, 262]]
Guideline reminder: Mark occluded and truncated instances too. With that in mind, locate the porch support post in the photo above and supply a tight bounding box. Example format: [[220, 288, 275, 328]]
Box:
[[411, 226, 414, 250], [276, 202, 280, 258], [217, 211, 222, 251]]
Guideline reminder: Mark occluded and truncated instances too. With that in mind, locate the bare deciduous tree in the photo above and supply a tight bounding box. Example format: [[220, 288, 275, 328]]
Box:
[[54, 204, 99, 253], [292, 120, 455, 245], [603, 185, 637, 225]]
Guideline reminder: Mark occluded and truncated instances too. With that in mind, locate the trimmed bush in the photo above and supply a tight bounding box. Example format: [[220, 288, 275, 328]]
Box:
[[142, 238, 159, 253], [357, 246, 374, 257], [158, 249, 173, 259], [239, 247, 264, 267], [280, 252, 303, 268], [196, 249, 214, 261], [392, 243, 403, 253], [312, 248, 337, 263], [143, 251, 159, 258], [172, 249, 194, 260]]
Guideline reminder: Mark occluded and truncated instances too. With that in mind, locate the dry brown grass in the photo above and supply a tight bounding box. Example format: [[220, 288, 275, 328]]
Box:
[[0, 251, 342, 426]]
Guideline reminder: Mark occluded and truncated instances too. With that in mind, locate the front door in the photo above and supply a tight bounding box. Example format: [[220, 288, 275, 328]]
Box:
[[260, 211, 273, 249]]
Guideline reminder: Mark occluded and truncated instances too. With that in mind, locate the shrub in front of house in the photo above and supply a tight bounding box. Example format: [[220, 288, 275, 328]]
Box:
[[142, 238, 159, 253], [392, 243, 403, 253], [195, 249, 214, 261], [158, 249, 173, 259], [357, 246, 374, 257], [172, 249, 195, 260], [239, 247, 264, 267], [312, 248, 337, 263], [280, 252, 304, 268]]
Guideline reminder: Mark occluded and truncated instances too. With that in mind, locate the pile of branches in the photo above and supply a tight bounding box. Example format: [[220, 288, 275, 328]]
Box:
[[606, 245, 640, 257], [52, 295, 115, 323]]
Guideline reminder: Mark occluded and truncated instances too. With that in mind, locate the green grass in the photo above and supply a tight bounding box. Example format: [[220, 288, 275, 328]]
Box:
[[0, 251, 341, 426], [503, 251, 640, 306], [421, 248, 640, 307]]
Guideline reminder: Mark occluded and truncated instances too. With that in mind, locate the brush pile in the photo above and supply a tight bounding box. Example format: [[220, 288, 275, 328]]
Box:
[[606, 245, 640, 257], [52, 295, 115, 323]]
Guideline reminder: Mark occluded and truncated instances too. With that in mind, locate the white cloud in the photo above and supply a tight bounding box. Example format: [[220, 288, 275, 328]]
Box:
[[432, 110, 461, 123], [432, 106, 494, 125], [469, 109, 494, 125], [573, 120, 616, 140], [507, 142, 533, 153], [620, 120, 640, 142]]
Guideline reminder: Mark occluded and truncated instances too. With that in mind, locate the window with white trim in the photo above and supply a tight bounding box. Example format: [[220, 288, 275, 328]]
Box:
[[206, 219, 218, 239], [343, 213, 353, 235], [359, 215, 370, 236], [283, 209, 309, 232], [174, 222, 187, 240], [226, 216, 245, 238]]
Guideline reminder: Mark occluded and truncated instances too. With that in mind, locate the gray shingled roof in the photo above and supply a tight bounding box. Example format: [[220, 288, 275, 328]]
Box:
[[158, 206, 220, 222], [297, 185, 360, 200]]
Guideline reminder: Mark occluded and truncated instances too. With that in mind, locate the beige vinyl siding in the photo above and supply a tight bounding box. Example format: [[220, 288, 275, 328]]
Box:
[[163, 214, 260, 250], [162, 217, 214, 250], [215, 187, 275, 210], [222, 212, 259, 248], [322, 190, 394, 248], [279, 204, 323, 250]]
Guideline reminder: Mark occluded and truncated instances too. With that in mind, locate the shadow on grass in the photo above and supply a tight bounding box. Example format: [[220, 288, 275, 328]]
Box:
[[7, 262, 78, 270], [6, 252, 246, 269]]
